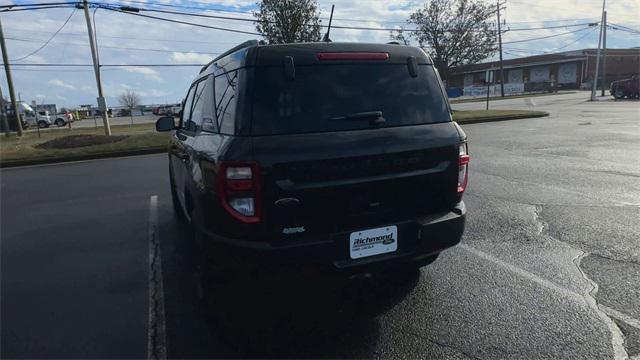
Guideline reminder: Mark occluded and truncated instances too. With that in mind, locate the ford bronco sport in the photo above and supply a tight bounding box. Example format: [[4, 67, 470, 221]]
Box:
[[156, 40, 469, 278]]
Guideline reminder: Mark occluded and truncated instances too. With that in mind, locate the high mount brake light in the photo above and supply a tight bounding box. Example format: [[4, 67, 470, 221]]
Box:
[[458, 143, 470, 194], [217, 162, 262, 223], [316, 52, 390, 61]]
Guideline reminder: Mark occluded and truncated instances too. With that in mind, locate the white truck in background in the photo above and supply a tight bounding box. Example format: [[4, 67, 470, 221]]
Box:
[[14, 102, 52, 128]]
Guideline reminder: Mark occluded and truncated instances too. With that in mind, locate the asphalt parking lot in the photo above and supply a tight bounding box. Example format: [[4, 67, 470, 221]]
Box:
[[1, 92, 639, 359]]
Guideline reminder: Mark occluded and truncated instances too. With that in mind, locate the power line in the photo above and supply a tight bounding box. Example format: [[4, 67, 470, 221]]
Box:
[[548, 27, 598, 52], [1, 5, 77, 12], [95, 2, 500, 33], [0, 2, 76, 9], [97, 4, 261, 36], [106, 2, 606, 33], [506, 17, 599, 24], [1, 2, 621, 36], [5, 27, 240, 45], [108, 0, 410, 25], [2, 63, 205, 66], [7, 36, 220, 55], [506, 22, 598, 31], [502, 26, 593, 44], [10, 8, 76, 61], [608, 22, 640, 34]]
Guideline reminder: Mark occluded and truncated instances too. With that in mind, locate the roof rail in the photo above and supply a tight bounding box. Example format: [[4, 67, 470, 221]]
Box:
[[200, 39, 262, 73]]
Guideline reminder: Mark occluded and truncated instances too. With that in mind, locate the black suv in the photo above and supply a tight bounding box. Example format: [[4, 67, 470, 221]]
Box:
[[156, 41, 468, 275]]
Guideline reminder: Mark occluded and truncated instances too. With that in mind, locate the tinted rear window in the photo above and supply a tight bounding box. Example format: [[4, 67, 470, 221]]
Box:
[[251, 64, 449, 135]]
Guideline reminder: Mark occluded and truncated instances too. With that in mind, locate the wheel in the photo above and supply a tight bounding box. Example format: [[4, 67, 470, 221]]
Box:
[[37, 120, 49, 128], [614, 89, 625, 99], [55, 118, 65, 127]]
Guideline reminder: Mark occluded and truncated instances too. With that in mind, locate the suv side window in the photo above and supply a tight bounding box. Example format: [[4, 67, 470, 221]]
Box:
[[190, 76, 216, 133], [180, 84, 196, 130], [214, 70, 238, 135]]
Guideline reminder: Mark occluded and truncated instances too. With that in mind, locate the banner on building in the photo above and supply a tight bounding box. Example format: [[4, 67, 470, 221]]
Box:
[[463, 83, 525, 97]]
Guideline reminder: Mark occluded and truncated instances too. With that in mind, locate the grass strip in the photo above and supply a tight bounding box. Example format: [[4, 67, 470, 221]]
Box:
[[453, 110, 549, 124]]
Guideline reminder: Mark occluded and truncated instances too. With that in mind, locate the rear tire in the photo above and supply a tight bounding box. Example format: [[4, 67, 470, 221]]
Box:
[[55, 118, 65, 127]]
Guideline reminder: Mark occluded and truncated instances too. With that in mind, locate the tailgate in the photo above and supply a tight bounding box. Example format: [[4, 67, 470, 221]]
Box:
[[252, 122, 461, 239]]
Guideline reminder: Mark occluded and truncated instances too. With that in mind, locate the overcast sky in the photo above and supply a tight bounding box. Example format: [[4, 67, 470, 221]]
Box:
[[0, 0, 638, 108]]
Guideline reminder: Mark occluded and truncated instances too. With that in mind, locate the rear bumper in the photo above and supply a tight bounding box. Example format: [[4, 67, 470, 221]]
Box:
[[199, 202, 466, 270]]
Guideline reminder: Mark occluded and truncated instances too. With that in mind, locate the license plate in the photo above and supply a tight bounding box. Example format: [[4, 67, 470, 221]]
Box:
[[349, 226, 398, 259]]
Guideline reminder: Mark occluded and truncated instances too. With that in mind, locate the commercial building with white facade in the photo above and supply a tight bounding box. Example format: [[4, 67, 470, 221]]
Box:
[[448, 48, 639, 96]]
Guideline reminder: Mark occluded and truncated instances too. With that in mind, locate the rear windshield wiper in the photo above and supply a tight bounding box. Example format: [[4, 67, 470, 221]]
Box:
[[329, 111, 385, 125]]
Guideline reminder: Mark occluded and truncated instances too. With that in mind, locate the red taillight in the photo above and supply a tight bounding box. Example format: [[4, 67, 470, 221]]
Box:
[[217, 162, 262, 223], [316, 52, 390, 61], [458, 144, 470, 193]]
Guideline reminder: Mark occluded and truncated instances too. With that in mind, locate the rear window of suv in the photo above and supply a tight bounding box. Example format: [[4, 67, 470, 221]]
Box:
[[251, 63, 450, 135]]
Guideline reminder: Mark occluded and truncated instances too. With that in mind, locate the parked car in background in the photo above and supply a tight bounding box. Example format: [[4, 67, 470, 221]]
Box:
[[610, 75, 640, 99], [155, 41, 468, 295], [3, 102, 52, 128], [156, 104, 182, 116], [53, 112, 74, 127]]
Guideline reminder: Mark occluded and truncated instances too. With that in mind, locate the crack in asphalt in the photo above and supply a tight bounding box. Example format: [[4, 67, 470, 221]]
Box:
[[573, 252, 629, 360], [533, 205, 545, 236], [589, 252, 640, 266], [534, 204, 629, 360]]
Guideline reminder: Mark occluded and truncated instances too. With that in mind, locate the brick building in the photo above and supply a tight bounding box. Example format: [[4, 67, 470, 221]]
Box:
[[448, 48, 640, 93]]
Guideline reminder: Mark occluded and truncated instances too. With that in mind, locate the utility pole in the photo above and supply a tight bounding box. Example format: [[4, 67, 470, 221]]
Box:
[[0, 15, 23, 136], [496, 1, 505, 97], [590, 0, 606, 101], [601, 11, 607, 97], [0, 83, 9, 136], [81, 0, 111, 136]]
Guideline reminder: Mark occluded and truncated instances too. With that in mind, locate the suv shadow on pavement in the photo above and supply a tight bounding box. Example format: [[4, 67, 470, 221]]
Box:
[[204, 261, 421, 358], [160, 206, 420, 358]]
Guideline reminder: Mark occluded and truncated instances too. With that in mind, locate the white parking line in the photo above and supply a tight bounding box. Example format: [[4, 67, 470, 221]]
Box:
[[459, 244, 630, 360], [147, 195, 167, 359]]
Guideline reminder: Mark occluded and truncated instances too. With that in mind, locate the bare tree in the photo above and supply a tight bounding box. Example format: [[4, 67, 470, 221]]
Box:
[[255, 0, 322, 44], [392, 0, 497, 80], [118, 90, 140, 126]]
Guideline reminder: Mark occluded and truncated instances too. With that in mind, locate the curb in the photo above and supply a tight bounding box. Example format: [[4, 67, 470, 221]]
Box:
[[0, 147, 166, 168], [449, 91, 576, 104], [455, 112, 549, 125]]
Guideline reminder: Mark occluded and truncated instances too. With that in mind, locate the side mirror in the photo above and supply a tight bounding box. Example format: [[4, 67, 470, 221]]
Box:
[[156, 116, 176, 132]]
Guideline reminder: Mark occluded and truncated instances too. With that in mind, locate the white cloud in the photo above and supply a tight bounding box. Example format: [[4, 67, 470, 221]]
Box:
[[48, 79, 76, 90], [124, 67, 164, 82], [56, 95, 67, 100], [2, 0, 638, 107], [170, 52, 214, 64]]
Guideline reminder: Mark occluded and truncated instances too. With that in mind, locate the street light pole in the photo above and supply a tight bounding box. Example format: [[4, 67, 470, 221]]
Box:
[[0, 15, 23, 136], [590, 0, 606, 101], [81, 0, 111, 136], [601, 11, 607, 97], [496, 1, 505, 97]]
